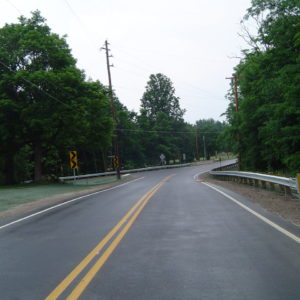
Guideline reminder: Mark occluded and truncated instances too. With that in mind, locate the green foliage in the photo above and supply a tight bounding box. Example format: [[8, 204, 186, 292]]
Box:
[[195, 119, 228, 159], [137, 74, 193, 165], [0, 11, 113, 184], [141, 73, 185, 121], [225, 0, 300, 175], [0, 12, 230, 185], [117, 106, 145, 168]]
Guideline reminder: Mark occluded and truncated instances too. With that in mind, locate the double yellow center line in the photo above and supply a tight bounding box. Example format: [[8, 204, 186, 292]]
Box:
[[45, 174, 175, 300]]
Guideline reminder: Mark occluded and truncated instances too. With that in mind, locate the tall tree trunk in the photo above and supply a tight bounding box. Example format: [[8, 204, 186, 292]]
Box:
[[4, 151, 15, 185], [93, 151, 98, 173], [100, 149, 107, 172], [34, 142, 43, 182]]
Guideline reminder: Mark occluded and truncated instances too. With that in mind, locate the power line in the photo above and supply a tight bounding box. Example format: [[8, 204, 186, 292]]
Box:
[[4, 2, 225, 108], [4, 0, 22, 15], [0, 59, 81, 112], [62, 0, 99, 50], [0, 58, 224, 137], [115, 128, 223, 134], [2, 2, 227, 125]]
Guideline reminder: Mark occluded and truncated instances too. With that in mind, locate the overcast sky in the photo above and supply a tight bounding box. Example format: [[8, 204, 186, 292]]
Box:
[[1, 0, 253, 124]]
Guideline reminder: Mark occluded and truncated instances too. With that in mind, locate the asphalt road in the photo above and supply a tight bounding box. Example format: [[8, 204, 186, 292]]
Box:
[[0, 161, 299, 300]]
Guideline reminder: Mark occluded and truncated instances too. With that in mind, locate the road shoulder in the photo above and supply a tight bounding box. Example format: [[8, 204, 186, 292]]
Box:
[[198, 172, 300, 227], [0, 175, 139, 222]]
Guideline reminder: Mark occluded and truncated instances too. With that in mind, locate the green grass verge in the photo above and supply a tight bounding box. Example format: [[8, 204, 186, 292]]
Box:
[[0, 176, 118, 213]]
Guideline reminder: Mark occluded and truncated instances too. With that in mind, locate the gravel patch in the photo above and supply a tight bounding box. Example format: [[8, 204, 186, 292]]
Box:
[[199, 172, 300, 227]]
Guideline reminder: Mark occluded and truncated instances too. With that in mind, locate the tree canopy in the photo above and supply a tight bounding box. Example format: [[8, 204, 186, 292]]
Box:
[[140, 73, 185, 121], [0, 11, 113, 184], [0, 12, 231, 185], [224, 0, 300, 175]]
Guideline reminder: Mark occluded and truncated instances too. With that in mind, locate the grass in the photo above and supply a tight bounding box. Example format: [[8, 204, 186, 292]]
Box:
[[0, 176, 118, 213]]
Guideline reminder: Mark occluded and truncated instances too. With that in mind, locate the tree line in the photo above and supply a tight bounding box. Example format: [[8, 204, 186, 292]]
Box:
[[0, 11, 228, 185], [224, 0, 300, 176]]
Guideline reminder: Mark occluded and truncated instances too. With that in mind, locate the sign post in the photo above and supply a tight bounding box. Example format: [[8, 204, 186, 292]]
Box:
[[297, 174, 300, 194]]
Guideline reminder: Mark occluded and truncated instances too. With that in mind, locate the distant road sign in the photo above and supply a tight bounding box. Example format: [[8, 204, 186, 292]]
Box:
[[69, 151, 78, 169], [160, 153, 166, 164]]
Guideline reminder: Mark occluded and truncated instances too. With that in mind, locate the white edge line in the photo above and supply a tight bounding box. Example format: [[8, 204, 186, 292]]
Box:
[[193, 171, 205, 181], [0, 177, 144, 231], [194, 171, 205, 181], [202, 182, 300, 244]]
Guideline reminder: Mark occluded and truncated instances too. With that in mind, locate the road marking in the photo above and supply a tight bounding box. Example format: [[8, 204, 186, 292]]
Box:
[[193, 171, 206, 181], [45, 174, 175, 300], [202, 182, 300, 244], [0, 177, 144, 231]]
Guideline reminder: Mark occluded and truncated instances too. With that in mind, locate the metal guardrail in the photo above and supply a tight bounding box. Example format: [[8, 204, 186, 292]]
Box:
[[59, 163, 192, 181], [213, 161, 239, 171], [210, 169, 298, 192]]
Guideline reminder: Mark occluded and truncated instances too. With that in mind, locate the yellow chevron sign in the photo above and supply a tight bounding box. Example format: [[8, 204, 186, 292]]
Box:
[[69, 151, 78, 169], [113, 156, 119, 169]]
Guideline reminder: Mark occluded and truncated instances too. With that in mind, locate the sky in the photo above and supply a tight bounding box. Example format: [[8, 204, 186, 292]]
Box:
[[1, 0, 253, 124]]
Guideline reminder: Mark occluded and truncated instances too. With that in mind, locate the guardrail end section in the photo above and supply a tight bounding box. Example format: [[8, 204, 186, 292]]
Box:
[[297, 174, 300, 194]]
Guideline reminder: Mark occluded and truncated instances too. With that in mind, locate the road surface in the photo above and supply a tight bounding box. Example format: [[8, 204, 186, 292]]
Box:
[[0, 161, 299, 300]]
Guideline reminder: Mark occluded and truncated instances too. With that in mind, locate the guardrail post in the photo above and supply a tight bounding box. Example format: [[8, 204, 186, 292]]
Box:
[[297, 174, 300, 194], [280, 185, 291, 197]]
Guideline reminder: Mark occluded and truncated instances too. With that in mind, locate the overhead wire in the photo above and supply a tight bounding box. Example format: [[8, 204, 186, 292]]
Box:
[[2, 1, 227, 121], [10, 0, 226, 106], [62, 0, 100, 51], [113, 43, 226, 98], [115, 128, 223, 134], [0, 1, 106, 116], [0, 59, 82, 113], [4, 0, 22, 15]]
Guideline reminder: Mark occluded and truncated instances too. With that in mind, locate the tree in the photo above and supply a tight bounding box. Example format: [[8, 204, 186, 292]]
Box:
[[137, 74, 190, 164], [224, 0, 300, 174], [195, 119, 227, 159], [140, 73, 185, 121], [114, 99, 145, 169], [74, 80, 113, 174], [0, 11, 113, 183]]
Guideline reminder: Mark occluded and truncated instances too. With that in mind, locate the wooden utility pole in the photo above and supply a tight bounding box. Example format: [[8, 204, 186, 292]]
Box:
[[233, 75, 239, 112], [226, 74, 240, 169], [226, 75, 239, 112], [203, 135, 207, 160], [195, 128, 199, 161], [101, 40, 121, 179]]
